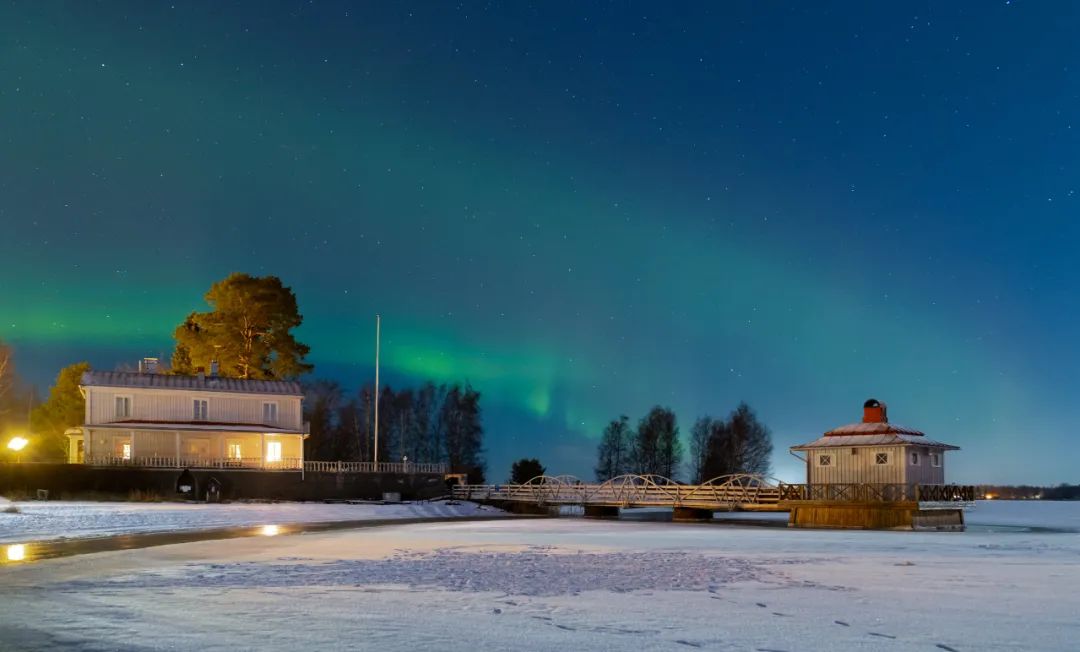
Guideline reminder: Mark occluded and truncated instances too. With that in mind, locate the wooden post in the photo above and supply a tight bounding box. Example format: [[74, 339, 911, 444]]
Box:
[[260, 432, 266, 469], [175, 431, 181, 468]]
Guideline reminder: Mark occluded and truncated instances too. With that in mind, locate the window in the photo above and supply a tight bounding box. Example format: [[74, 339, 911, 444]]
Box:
[[818, 454, 832, 467], [262, 402, 279, 425], [121, 443, 131, 460], [851, 448, 858, 455], [227, 442, 243, 460], [266, 440, 282, 463], [193, 399, 208, 421], [875, 452, 889, 465], [931, 453, 942, 467], [114, 396, 131, 419], [910, 452, 920, 466]]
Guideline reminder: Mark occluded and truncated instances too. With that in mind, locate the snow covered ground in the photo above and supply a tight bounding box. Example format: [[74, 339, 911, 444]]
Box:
[[0, 501, 1077, 651], [0, 499, 502, 544]]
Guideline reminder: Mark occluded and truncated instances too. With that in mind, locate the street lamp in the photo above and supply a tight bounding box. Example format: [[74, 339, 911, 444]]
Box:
[[7, 436, 28, 463]]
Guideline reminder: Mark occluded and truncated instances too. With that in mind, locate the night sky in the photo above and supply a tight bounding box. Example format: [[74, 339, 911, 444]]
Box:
[[2, 2, 1077, 484]]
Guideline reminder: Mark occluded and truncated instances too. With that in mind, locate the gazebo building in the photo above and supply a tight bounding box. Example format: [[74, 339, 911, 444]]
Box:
[[786, 399, 970, 531], [791, 399, 959, 486]]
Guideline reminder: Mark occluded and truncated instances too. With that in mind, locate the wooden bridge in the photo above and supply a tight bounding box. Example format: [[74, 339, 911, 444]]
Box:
[[452, 474, 977, 522]]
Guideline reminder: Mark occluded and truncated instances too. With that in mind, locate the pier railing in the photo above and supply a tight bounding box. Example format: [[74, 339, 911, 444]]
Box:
[[778, 483, 977, 504]]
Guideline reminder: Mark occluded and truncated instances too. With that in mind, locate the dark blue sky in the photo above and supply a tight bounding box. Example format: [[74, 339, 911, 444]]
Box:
[[1, 1, 1077, 483]]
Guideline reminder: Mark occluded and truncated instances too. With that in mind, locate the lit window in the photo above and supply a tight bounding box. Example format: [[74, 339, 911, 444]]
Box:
[[193, 399, 208, 421], [931, 453, 942, 467], [875, 452, 889, 465], [266, 440, 282, 463], [818, 454, 832, 466], [910, 452, 920, 465], [262, 402, 278, 424], [122, 443, 131, 460], [228, 442, 242, 459], [115, 396, 131, 418]]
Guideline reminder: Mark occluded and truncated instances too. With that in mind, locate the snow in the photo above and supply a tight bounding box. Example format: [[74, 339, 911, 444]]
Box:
[[1, 500, 1078, 650], [0, 499, 502, 544]]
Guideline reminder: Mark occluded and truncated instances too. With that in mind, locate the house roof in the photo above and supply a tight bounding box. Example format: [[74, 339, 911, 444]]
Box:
[[824, 421, 925, 436], [81, 370, 303, 396], [791, 433, 960, 451]]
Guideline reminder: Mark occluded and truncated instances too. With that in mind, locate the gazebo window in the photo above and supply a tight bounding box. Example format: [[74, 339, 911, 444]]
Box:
[[875, 452, 889, 465], [930, 453, 942, 467], [818, 454, 832, 467], [910, 452, 920, 466]]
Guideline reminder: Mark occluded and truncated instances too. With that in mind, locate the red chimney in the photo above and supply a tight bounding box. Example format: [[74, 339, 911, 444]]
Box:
[[863, 398, 887, 423]]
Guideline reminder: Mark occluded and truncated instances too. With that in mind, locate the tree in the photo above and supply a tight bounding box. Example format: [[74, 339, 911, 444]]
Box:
[[30, 362, 90, 461], [172, 273, 312, 379], [634, 406, 680, 478], [688, 416, 714, 484], [303, 380, 343, 460], [700, 402, 773, 480], [595, 415, 633, 481], [0, 340, 30, 429], [441, 383, 486, 483], [510, 458, 545, 484]]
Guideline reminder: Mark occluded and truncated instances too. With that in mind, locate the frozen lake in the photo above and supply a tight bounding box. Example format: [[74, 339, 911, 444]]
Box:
[[0, 500, 1077, 651]]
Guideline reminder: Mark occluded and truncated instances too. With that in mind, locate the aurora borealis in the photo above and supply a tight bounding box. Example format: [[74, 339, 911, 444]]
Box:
[[2, 2, 1077, 483]]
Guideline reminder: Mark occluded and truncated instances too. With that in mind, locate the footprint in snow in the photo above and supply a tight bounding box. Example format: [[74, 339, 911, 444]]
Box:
[[936, 645, 959, 652], [868, 632, 897, 639], [756, 648, 789, 652], [834, 620, 850, 627], [771, 612, 790, 617], [755, 602, 768, 608], [555, 624, 576, 631], [675, 640, 702, 648]]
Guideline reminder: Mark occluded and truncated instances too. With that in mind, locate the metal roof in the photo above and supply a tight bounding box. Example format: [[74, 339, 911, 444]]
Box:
[[791, 433, 960, 451], [824, 421, 925, 436], [81, 371, 303, 396]]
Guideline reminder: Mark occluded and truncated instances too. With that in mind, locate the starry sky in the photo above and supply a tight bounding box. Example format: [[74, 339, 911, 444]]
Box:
[[1, 1, 1077, 484]]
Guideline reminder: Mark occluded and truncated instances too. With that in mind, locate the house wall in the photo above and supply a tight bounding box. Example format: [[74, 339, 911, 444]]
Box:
[[904, 446, 946, 485], [807, 445, 906, 484], [85, 387, 303, 430]]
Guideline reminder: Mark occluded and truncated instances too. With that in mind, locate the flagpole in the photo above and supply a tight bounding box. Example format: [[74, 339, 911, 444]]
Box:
[[374, 314, 381, 466]]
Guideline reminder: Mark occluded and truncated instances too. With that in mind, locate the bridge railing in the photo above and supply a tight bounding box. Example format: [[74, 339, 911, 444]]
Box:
[[451, 474, 782, 507]]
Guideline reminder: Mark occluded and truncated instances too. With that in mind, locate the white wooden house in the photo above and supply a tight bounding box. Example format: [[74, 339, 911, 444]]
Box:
[[67, 367, 307, 470], [790, 399, 959, 486]]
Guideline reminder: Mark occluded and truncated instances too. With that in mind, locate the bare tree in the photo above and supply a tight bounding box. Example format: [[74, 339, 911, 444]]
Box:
[[595, 416, 633, 481]]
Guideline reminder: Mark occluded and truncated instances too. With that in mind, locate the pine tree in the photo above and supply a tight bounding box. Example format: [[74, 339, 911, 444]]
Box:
[[171, 273, 312, 380], [30, 362, 90, 461]]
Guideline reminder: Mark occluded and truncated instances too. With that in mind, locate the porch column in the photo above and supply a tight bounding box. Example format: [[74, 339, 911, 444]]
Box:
[[260, 432, 266, 469], [175, 431, 181, 468], [130, 430, 136, 461]]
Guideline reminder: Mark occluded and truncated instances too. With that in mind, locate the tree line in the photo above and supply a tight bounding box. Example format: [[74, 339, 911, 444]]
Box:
[[304, 380, 486, 482], [595, 402, 772, 483]]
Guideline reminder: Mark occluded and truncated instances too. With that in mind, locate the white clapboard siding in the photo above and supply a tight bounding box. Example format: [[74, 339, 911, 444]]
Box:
[[86, 387, 303, 430], [808, 445, 906, 484]]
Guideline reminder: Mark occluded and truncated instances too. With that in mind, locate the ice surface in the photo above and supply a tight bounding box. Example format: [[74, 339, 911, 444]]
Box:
[[0, 499, 501, 544], [1, 500, 1078, 651]]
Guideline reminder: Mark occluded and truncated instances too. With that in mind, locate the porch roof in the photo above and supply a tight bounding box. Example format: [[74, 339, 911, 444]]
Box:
[[83, 420, 306, 435]]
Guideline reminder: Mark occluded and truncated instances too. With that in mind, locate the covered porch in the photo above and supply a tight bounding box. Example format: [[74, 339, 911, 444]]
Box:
[[71, 425, 306, 471]]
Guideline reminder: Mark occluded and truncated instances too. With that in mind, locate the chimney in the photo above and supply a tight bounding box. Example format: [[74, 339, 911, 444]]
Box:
[[863, 398, 887, 423], [139, 357, 159, 374], [210, 360, 219, 377]]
